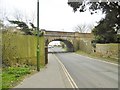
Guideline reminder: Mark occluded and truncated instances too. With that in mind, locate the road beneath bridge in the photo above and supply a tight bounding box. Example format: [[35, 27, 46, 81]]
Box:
[[49, 47, 118, 88]]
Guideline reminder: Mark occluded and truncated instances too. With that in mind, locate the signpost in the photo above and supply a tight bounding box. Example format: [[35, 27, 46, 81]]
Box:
[[37, 0, 40, 71]]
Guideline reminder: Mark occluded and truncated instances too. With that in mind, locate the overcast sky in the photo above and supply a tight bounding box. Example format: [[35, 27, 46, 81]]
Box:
[[0, 0, 105, 32]]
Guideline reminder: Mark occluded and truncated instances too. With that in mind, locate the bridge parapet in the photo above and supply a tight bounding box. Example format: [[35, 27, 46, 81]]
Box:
[[43, 30, 93, 38], [44, 30, 76, 37]]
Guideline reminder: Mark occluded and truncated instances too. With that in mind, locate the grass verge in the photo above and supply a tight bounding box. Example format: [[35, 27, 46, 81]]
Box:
[[76, 50, 118, 64], [2, 66, 38, 90]]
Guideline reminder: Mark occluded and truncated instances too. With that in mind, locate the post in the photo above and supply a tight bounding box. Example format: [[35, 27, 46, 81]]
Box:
[[45, 46, 48, 64], [37, 0, 40, 71]]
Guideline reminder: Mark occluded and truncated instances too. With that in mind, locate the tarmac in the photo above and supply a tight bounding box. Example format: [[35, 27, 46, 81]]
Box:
[[14, 54, 72, 88]]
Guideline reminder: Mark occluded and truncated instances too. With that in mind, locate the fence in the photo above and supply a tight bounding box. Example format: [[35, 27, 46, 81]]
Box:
[[2, 32, 45, 67]]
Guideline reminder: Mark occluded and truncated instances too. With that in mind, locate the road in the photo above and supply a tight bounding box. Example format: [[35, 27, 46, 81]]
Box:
[[49, 47, 118, 88], [48, 46, 66, 53]]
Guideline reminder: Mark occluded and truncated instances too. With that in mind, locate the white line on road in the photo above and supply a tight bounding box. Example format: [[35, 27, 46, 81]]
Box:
[[53, 54, 79, 90], [73, 53, 118, 66]]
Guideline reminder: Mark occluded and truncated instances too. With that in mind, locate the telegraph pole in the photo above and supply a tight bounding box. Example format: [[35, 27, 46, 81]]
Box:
[[37, 0, 40, 71]]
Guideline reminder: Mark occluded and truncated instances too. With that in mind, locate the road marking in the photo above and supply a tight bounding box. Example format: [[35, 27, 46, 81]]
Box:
[[73, 53, 118, 66], [53, 54, 79, 89]]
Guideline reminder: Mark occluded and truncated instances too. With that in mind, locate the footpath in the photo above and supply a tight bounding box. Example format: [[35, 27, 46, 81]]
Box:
[[14, 54, 72, 88]]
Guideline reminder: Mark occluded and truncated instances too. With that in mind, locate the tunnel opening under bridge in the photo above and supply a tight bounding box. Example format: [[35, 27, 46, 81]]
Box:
[[45, 39, 74, 64], [48, 39, 74, 53]]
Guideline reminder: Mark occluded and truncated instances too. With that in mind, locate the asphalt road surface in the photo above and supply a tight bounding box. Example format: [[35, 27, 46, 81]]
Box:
[[48, 46, 66, 53], [49, 47, 118, 88]]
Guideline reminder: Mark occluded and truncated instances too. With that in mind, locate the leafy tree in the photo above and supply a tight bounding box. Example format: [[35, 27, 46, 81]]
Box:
[[8, 20, 33, 35], [8, 20, 28, 29], [92, 18, 117, 43], [68, 1, 120, 43]]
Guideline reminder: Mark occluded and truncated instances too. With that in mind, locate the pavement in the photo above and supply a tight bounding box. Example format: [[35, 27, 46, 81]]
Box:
[[14, 54, 72, 88]]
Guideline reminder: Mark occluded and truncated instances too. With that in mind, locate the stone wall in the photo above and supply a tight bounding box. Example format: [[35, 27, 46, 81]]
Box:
[[79, 38, 93, 53], [78, 37, 119, 60], [95, 43, 119, 59]]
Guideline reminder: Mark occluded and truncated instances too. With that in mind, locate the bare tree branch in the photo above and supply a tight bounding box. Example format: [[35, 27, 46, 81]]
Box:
[[13, 9, 23, 21], [73, 24, 94, 33]]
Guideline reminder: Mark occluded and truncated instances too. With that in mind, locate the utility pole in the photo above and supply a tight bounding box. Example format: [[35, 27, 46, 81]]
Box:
[[37, 0, 40, 71]]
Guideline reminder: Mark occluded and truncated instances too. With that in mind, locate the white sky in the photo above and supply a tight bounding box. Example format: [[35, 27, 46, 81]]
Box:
[[0, 0, 105, 32]]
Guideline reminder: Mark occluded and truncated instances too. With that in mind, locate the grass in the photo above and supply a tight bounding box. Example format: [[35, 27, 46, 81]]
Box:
[[2, 66, 37, 90], [0, 69, 2, 90], [76, 50, 118, 64], [2, 64, 45, 90], [2, 32, 46, 90]]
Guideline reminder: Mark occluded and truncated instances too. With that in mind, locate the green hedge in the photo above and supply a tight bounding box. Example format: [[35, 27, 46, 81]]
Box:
[[2, 32, 45, 67]]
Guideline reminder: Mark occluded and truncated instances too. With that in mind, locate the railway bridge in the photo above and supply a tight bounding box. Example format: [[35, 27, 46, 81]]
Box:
[[41, 30, 93, 64]]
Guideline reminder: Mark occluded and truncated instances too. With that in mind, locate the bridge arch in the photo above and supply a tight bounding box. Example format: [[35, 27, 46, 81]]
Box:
[[48, 39, 74, 52], [44, 38, 74, 64]]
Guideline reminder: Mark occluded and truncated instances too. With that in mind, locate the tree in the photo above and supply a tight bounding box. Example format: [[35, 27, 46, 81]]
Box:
[[30, 22, 36, 30], [8, 20, 28, 29], [74, 24, 88, 33], [73, 24, 94, 33], [13, 9, 24, 21], [8, 20, 33, 35], [68, 1, 120, 43], [92, 16, 117, 43]]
